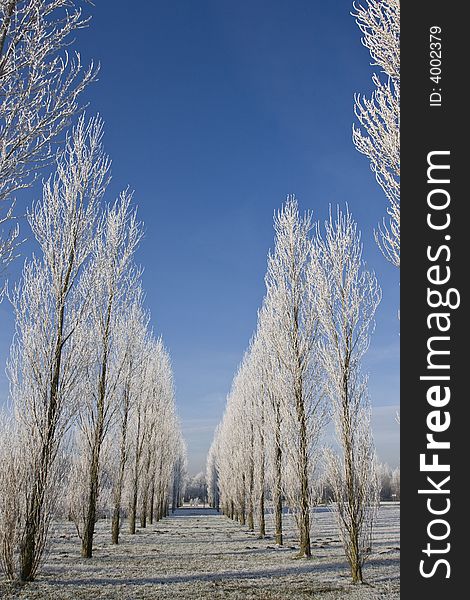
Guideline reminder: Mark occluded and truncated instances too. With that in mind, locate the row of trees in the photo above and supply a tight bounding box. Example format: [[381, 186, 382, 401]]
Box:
[[0, 116, 187, 582], [184, 472, 208, 505], [207, 198, 381, 583], [378, 464, 400, 501], [0, 1, 188, 583]]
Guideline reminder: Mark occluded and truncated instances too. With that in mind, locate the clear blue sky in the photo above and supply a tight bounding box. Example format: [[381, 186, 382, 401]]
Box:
[[0, 1, 399, 474]]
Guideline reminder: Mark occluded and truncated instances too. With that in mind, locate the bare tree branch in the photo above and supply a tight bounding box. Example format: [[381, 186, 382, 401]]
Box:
[[352, 0, 400, 267], [0, 0, 98, 271]]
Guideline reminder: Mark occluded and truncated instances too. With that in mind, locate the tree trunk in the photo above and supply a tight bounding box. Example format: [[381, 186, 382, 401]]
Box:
[[129, 406, 143, 535], [20, 289, 69, 579], [350, 531, 363, 582], [240, 475, 246, 526], [129, 480, 138, 534], [155, 487, 162, 521], [149, 482, 155, 524], [19, 480, 45, 581], [19, 415, 58, 581], [247, 463, 254, 531], [258, 422, 266, 538], [111, 505, 121, 545], [296, 385, 311, 558], [258, 488, 266, 539], [140, 503, 147, 528], [274, 410, 283, 546], [342, 378, 363, 582], [140, 477, 149, 528], [111, 398, 130, 544], [81, 436, 102, 558], [82, 299, 112, 558], [247, 421, 255, 531], [171, 483, 177, 513], [140, 448, 153, 528], [112, 375, 131, 545]]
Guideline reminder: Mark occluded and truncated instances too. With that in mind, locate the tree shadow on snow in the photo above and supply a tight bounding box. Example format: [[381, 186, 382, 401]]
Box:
[[45, 556, 399, 588]]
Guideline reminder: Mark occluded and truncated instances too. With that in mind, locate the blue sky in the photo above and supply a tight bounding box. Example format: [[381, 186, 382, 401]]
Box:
[[0, 1, 399, 474]]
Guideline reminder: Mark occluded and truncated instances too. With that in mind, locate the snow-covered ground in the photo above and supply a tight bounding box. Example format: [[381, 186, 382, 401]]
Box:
[[0, 504, 399, 599]]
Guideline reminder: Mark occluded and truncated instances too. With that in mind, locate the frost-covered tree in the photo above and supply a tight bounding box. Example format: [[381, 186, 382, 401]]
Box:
[[172, 441, 188, 512], [139, 344, 178, 526], [76, 193, 142, 558], [221, 377, 249, 525], [109, 291, 149, 544], [209, 199, 383, 575], [215, 358, 257, 528], [390, 466, 400, 501], [0, 411, 20, 580], [256, 303, 285, 545], [249, 333, 269, 539], [2, 116, 108, 581], [353, 0, 400, 267], [265, 196, 326, 558], [314, 207, 381, 582], [377, 463, 392, 501], [148, 352, 183, 523], [68, 324, 184, 543], [0, 0, 96, 271], [211, 197, 329, 554], [125, 336, 180, 531], [231, 353, 258, 530], [206, 434, 220, 511], [127, 339, 153, 535], [185, 472, 207, 506]]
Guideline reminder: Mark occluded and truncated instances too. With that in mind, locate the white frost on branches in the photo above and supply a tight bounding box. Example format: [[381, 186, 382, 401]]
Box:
[[209, 198, 380, 581], [352, 0, 400, 267], [314, 207, 381, 582], [0, 116, 185, 581], [2, 116, 107, 581], [0, 0, 97, 271]]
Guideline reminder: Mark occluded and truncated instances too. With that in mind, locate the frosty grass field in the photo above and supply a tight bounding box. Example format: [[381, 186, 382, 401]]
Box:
[[0, 504, 399, 599]]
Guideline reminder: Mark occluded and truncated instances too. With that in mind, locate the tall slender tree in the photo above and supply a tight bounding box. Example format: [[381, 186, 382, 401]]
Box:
[[206, 435, 220, 512], [78, 193, 142, 558], [3, 116, 108, 581], [127, 340, 153, 535], [257, 303, 285, 546], [110, 291, 148, 544], [265, 196, 325, 558], [314, 207, 381, 582]]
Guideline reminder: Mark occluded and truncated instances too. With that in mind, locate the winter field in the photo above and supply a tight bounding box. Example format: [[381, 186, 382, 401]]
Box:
[[1, 1, 399, 596], [0, 504, 399, 600]]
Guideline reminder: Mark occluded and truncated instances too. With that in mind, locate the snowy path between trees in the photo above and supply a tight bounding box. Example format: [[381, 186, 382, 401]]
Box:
[[1, 505, 399, 599]]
